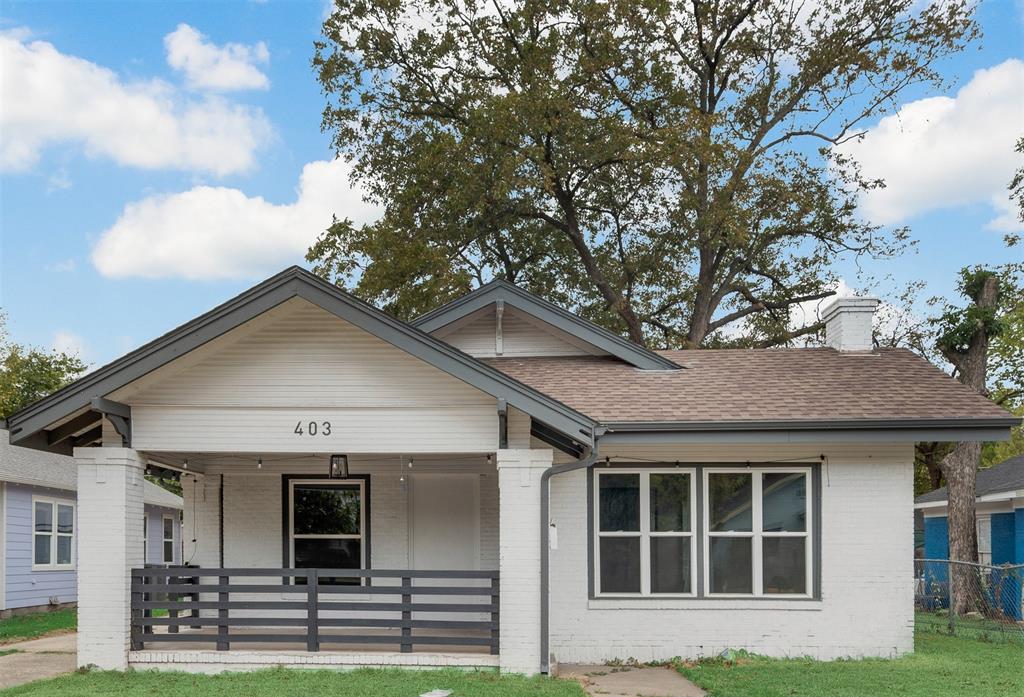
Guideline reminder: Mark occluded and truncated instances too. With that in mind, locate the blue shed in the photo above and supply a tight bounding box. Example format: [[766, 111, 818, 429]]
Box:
[[915, 455, 1024, 619]]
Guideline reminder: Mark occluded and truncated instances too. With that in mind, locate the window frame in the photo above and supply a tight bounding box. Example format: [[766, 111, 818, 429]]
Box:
[[161, 514, 175, 564], [593, 468, 697, 598], [31, 496, 76, 572], [976, 515, 992, 567], [588, 463, 820, 601], [284, 476, 370, 579], [704, 466, 813, 599]]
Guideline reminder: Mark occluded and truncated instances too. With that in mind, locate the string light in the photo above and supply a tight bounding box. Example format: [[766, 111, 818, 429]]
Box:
[[183, 458, 188, 469], [257, 457, 262, 470]]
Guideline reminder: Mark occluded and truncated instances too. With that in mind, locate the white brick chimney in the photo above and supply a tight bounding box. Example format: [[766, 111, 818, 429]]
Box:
[[821, 296, 879, 351]]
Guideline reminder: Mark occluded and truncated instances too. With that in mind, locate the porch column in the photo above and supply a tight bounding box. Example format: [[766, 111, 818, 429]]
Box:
[[74, 447, 146, 670], [496, 448, 553, 675]]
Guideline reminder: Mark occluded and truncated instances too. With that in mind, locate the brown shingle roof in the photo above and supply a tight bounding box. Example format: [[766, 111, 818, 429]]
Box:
[[484, 348, 1015, 425]]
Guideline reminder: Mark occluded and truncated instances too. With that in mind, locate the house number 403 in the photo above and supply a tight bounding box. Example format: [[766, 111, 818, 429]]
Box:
[[294, 421, 331, 436]]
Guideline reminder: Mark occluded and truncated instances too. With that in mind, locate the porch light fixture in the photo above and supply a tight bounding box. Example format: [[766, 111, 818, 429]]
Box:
[[329, 454, 349, 479]]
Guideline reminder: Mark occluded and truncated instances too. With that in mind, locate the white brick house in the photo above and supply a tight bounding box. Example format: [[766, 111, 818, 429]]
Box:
[[2, 267, 1016, 675]]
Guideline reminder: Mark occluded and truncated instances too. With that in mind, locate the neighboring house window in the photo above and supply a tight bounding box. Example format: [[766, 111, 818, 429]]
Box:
[[162, 515, 175, 564], [288, 479, 366, 585], [594, 469, 695, 596], [705, 468, 811, 597], [143, 515, 148, 560], [33, 497, 75, 571], [977, 515, 992, 566]]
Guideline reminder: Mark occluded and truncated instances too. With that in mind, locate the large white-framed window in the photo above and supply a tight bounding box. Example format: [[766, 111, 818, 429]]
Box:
[[162, 514, 175, 564], [594, 469, 696, 597], [704, 467, 812, 598], [32, 497, 75, 571], [288, 478, 366, 585]]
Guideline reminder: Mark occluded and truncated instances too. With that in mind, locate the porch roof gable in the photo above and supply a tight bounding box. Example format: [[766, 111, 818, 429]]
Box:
[[4, 267, 595, 452]]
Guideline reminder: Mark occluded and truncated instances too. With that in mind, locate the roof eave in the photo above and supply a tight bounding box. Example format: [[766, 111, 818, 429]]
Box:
[[598, 417, 1020, 444]]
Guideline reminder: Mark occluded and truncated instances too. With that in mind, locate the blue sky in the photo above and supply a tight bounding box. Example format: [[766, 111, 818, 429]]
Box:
[[0, 0, 1022, 368]]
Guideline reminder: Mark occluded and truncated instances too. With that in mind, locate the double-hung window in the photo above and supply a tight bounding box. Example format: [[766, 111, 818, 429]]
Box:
[[288, 479, 365, 585], [162, 515, 175, 564], [33, 498, 75, 571], [594, 469, 695, 596], [705, 468, 811, 597]]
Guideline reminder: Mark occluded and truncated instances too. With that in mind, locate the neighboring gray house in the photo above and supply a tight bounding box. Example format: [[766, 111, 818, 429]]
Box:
[[1, 268, 1017, 674], [1, 429, 183, 615]]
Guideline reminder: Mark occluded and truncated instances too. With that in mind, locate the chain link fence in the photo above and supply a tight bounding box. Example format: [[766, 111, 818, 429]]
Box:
[[915, 559, 1024, 644]]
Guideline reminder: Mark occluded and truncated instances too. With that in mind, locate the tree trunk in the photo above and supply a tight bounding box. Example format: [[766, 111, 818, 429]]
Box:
[[938, 274, 998, 616], [942, 442, 981, 615]]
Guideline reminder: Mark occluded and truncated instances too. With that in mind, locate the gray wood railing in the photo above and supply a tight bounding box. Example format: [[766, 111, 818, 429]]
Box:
[[130, 567, 499, 654]]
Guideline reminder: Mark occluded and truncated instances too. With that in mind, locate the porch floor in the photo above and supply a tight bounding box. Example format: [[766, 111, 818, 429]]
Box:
[[130, 627, 498, 671]]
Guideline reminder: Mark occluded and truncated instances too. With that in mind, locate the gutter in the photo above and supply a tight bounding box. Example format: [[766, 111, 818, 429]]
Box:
[[539, 426, 603, 674], [601, 417, 1022, 432]]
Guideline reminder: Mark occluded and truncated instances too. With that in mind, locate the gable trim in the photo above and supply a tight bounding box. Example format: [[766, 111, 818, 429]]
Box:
[[5, 268, 595, 450], [413, 280, 680, 370]]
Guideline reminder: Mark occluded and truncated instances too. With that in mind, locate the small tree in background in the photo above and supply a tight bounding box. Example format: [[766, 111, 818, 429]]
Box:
[[0, 312, 86, 419]]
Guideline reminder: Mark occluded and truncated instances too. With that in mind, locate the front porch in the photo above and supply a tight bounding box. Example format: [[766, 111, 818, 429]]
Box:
[[73, 446, 555, 674]]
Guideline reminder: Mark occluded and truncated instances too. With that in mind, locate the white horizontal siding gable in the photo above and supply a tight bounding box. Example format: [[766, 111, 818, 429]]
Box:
[[118, 298, 497, 453], [437, 305, 606, 358]]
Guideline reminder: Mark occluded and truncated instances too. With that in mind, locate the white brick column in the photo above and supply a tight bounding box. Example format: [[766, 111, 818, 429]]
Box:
[[496, 448, 552, 675], [75, 447, 146, 670]]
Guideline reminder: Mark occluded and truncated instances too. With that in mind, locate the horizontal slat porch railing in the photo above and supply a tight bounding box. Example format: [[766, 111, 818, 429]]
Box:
[[130, 568, 499, 655]]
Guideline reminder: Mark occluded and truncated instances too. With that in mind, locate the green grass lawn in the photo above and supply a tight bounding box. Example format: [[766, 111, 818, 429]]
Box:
[[677, 633, 1024, 697], [0, 609, 76, 644], [0, 667, 585, 697]]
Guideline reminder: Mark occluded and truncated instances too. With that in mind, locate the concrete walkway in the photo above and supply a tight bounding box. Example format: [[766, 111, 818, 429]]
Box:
[[0, 632, 77, 690], [557, 663, 705, 697]]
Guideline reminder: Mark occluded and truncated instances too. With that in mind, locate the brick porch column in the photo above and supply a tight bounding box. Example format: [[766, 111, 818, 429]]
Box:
[[74, 447, 146, 670], [496, 448, 553, 675]]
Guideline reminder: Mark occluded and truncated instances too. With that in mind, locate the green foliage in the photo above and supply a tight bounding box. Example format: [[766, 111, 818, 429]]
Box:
[[145, 475, 182, 497], [677, 633, 1024, 697], [312, 0, 975, 347], [2, 666, 584, 696], [0, 609, 77, 644], [933, 268, 1005, 357], [0, 313, 86, 419]]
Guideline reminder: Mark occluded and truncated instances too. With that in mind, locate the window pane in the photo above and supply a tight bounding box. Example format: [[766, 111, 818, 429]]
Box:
[[599, 537, 641, 593], [34, 535, 51, 565], [294, 486, 361, 535], [708, 473, 752, 532], [599, 474, 639, 532], [650, 473, 690, 532], [294, 538, 362, 585], [57, 505, 73, 534], [762, 473, 807, 532], [163, 540, 174, 563], [709, 537, 753, 594], [57, 535, 73, 565], [763, 537, 807, 595], [34, 502, 53, 533], [163, 517, 174, 539], [650, 537, 691, 593]]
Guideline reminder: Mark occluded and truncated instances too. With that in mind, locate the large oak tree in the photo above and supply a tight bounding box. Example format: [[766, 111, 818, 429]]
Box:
[[311, 0, 975, 346]]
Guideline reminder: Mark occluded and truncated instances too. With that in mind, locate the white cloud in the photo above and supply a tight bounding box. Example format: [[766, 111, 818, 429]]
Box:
[[164, 24, 270, 92], [0, 30, 272, 175], [91, 158, 381, 280], [836, 59, 1024, 229], [52, 330, 87, 358], [986, 193, 1024, 233]]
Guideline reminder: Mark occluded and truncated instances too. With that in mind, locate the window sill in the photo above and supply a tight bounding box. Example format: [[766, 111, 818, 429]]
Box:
[[588, 597, 823, 611], [32, 565, 75, 572]]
